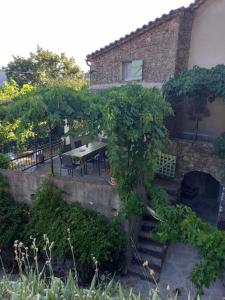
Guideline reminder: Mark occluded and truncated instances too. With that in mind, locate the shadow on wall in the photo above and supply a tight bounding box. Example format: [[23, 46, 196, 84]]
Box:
[[180, 171, 220, 226]]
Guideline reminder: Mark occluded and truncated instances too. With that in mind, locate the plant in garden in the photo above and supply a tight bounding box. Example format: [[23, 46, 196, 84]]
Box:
[[6, 86, 89, 174], [0, 239, 189, 300], [163, 65, 225, 139], [149, 186, 225, 296], [0, 81, 34, 152], [23, 180, 126, 269], [0, 175, 29, 249], [0, 79, 34, 101], [0, 153, 11, 169], [92, 84, 173, 218]]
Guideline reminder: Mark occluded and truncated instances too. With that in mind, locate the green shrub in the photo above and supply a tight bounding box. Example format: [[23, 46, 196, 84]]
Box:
[[23, 180, 126, 267], [214, 133, 225, 158], [0, 175, 29, 248], [149, 186, 225, 296], [0, 153, 10, 169]]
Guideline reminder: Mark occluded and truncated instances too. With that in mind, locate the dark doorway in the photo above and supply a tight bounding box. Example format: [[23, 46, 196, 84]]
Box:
[[180, 171, 220, 226]]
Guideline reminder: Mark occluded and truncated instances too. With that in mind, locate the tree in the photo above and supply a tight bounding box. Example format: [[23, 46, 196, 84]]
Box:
[[4, 47, 87, 88], [78, 84, 173, 217], [0, 80, 34, 101], [7, 86, 88, 174], [0, 80, 35, 152], [163, 65, 225, 139]]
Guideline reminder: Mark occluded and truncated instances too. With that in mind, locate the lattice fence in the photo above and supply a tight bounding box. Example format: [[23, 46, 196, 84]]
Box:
[[156, 153, 176, 178]]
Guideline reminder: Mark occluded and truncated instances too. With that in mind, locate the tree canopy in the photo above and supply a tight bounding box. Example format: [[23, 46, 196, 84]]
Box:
[[163, 64, 225, 138], [3, 46, 87, 88], [77, 84, 173, 217], [6, 86, 89, 173]]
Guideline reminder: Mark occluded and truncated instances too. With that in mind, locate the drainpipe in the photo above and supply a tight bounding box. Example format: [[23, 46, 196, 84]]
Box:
[[86, 59, 92, 88]]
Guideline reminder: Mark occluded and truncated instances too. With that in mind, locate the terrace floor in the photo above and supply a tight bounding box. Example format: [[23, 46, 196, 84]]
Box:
[[24, 156, 111, 183]]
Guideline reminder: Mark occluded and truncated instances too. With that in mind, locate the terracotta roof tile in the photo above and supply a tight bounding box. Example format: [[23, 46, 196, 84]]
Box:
[[86, 0, 207, 60]]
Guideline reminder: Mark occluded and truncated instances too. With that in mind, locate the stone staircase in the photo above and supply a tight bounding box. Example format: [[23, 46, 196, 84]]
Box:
[[128, 213, 167, 283], [127, 177, 180, 283]]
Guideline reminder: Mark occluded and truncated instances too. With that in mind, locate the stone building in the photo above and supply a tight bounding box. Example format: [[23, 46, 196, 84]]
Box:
[[86, 0, 225, 228]]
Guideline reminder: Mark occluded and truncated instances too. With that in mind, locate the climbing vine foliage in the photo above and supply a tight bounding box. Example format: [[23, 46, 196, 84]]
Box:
[[83, 84, 172, 218], [163, 65, 225, 109], [163, 65, 225, 137], [150, 187, 225, 296]]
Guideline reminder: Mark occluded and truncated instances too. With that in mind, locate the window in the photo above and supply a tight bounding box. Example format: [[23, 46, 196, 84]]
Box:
[[122, 60, 143, 81]]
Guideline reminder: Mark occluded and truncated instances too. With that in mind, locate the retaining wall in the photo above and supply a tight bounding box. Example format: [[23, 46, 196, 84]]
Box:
[[0, 169, 120, 220]]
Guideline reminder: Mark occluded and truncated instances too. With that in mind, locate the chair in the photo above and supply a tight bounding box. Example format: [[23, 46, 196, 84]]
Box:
[[59, 154, 82, 176], [63, 144, 72, 153], [74, 140, 82, 149], [87, 150, 107, 176]]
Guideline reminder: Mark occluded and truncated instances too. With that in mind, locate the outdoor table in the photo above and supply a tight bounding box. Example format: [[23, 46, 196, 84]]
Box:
[[64, 141, 107, 175]]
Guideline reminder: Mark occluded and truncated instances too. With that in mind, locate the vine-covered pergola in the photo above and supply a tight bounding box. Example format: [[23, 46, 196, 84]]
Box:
[[5, 83, 172, 217]]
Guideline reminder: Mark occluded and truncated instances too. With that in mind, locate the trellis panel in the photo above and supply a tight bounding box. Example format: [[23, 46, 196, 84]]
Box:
[[156, 153, 176, 178]]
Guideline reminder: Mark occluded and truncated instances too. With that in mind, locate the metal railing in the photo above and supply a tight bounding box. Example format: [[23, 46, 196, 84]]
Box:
[[171, 131, 215, 143], [10, 140, 63, 171]]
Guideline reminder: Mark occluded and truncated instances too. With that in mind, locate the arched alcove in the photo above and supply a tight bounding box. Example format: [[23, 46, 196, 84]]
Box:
[[180, 171, 220, 226]]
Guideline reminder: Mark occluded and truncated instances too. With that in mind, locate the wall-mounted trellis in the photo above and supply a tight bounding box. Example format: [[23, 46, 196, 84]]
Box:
[[156, 153, 176, 178]]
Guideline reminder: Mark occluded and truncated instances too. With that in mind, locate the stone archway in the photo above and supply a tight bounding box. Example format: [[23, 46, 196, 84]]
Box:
[[180, 171, 221, 226]]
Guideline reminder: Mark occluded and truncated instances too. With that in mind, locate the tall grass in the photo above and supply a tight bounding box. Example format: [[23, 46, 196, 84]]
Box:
[[0, 236, 197, 300]]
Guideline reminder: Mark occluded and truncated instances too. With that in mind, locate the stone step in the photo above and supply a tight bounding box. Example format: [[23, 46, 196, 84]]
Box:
[[143, 214, 159, 223], [127, 263, 159, 282], [133, 251, 162, 271], [138, 231, 162, 246], [137, 241, 166, 258], [141, 220, 158, 232]]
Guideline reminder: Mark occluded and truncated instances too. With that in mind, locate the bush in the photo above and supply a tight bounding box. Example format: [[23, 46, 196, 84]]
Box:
[[0, 175, 29, 248], [23, 180, 126, 268], [0, 153, 10, 169], [214, 133, 225, 158], [149, 186, 225, 296]]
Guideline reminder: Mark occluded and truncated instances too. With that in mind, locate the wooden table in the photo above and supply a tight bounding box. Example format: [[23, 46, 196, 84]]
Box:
[[64, 141, 107, 174]]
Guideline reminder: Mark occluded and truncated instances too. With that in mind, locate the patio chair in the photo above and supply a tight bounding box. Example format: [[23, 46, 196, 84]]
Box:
[[74, 140, 82, 149], [87, 150, 107, 176], [59, 154, 82, 176], [63, 144, 72, 153]]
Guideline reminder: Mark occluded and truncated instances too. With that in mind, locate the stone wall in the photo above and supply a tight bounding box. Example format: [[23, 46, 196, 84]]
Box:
[[0, 169, 120, 220], [88, 11, 194, 88], [165, 138, 225, 229], [89, 15, 187, 86], [166, 139, 225, 185], [175, 11, 193, 73]]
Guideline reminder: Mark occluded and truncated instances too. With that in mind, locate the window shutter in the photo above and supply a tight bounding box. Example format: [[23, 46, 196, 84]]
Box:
[[131, 60, 143, 80]]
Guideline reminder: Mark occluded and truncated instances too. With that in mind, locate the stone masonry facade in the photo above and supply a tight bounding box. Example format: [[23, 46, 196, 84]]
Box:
[[86, 0, 225, 227], [165, 139, 225, 228], [87, 11, 193, 87], [165, 139, 225, 185]]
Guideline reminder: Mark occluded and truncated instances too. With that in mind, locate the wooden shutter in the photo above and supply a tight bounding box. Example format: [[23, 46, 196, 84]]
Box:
[[131, 60, 143, 80]]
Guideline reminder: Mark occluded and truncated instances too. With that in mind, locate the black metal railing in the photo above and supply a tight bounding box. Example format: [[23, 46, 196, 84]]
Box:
[[10, 140, 63, 171], [171, 131, 215, 143]]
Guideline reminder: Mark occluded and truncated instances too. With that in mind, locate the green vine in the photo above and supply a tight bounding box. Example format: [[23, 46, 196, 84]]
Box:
[[83, 84, 173, 218], [149, 186, 225, 296], [163, 65, 225, 138]]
